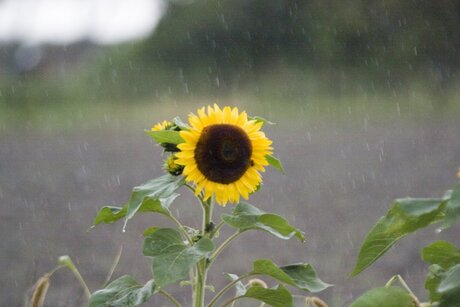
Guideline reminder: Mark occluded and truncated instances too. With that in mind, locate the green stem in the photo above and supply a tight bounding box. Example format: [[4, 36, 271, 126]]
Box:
[[185, 183, 197, 194], [58, 255, 91, 298], [210, 221, 225, 239], [219, 296, 241, 307], [207, 274, 250, 307], [209, 231, 243, 263], [160, 289, 182, 307], [72, 267, 91, 298], [103, 245, 123, 287], [385, 274, 416, 297], [168, 214, 194, 245], [194, 197, 213, 307]]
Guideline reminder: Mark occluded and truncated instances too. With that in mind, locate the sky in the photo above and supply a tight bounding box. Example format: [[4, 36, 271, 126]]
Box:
[[0, 0, 166, 45]]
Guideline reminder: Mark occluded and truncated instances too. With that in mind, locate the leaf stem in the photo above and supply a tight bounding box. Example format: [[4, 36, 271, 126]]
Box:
[[209, 231, 244, 263], [184, 183, 196, 194], [103, 245, 123, 287], [385, 274, 416, 297], [159, 289, 182, 307], [168, 214, 194, 245], [219, 295, 241, 307], [207, 274, 250, 307], [211, 221, 225, 238], [58, 256, 91, 298]]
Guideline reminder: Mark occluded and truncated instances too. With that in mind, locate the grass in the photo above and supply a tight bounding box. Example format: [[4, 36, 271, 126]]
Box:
[[1, 84, 459, 136]]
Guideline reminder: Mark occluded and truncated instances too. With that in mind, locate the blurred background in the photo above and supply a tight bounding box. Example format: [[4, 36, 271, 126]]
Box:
[[1, 0, 460, 305]]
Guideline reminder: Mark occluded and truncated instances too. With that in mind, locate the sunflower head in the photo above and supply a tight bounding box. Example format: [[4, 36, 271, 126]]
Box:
[[151, 119, 183, 152], [175, 104, 273, 206], [151, 120, 173, 132]]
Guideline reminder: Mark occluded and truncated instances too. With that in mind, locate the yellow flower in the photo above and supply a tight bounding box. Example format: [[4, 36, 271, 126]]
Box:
[[175, 104, 273, 206], [457, 167, 460, 178], [151, 120, 172, 131], [163, 154, 184, 176]]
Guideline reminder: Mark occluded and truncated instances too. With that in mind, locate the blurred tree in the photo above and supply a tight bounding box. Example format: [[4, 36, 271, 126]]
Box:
[[2, 0, 459, 105]]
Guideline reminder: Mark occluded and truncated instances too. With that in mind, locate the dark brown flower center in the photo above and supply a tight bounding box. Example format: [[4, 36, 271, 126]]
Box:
[[194, 124, 252, 184]]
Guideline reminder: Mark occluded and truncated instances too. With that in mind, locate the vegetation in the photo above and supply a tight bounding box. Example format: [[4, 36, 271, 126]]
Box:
[[2, 0, 460, 106]]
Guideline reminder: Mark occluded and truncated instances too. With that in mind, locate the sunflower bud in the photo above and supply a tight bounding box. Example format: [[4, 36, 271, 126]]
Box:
[[151, 120, 183, 152], [163, 155, 184, 176], [305, 296, 328, 307], [247, 278, 267, 288], [30, 274, 50, 307]]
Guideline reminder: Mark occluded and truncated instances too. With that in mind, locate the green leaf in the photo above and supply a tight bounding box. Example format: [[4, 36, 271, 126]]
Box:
[[143, 228, 214, 288], [92, 175, 183, 229], [93, 194, 178, 228], [145, 130, 184, 144], [249, 116, 275, 125], [124, 175, 184, 228], [250, 259, 331, 293], [172, 116, 190, 130], [351, 198, 446, 276], [89, 275, 156, 307], [422, 240, 460, 270], [438, 264, 460, 294], [442, 182, 460, 230], [93, 206, 127, 226], [266, 155, 285, 173], [143, 227, 159, 237], [437, 264, 460, 306], [222, 202, 305, 241], [242, 284, 293, 307], [349, 287, 414, 307], [425, 264, 445, 302], [224, 273, 247, 297]]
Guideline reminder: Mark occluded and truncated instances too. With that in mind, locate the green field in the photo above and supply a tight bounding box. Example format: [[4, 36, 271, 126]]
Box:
[[2, 90, 460, 305]]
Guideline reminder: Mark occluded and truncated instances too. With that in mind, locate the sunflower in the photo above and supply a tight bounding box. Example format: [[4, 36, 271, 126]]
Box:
[[151, 120, 172, 131], [175, 104, 273, 206]]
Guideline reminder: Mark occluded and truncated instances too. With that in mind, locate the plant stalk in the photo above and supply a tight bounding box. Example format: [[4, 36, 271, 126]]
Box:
[[193, 197, 213, 307]]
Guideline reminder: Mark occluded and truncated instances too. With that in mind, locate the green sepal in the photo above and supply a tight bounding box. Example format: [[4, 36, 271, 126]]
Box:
[[249, 116, 275, 125], [266, 154, 285, 173], [250, 259, 331, 293], [351, 197, 446, 276], [143, 228, 214, 288], [88, 275, 156, 307], [222, 202, 305, 241], [349, 286, 414, 307], [145, 130, 184, 145], [172, 116, 190, 130]]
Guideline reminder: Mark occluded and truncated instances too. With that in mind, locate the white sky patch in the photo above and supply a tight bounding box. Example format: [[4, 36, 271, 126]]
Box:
[[0, 0, 166, 45]]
